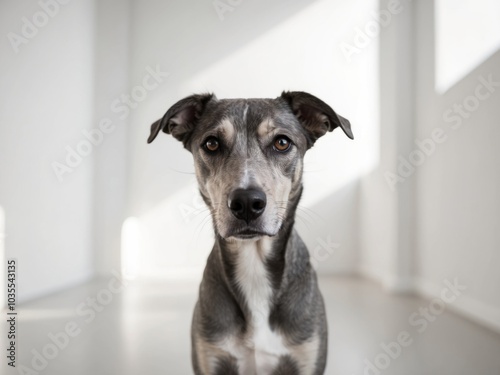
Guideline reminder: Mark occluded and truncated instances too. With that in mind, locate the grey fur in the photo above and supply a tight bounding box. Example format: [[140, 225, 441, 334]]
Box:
[[149, 92, 353, 375]]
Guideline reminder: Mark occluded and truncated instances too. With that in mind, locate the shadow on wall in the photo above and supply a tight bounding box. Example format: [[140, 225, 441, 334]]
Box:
[[295, 179, 360, 275], [129, 0, 323, 92], [413, 46, 500, 332]]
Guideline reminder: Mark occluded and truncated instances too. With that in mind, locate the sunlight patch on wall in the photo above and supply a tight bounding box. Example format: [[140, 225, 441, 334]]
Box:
[[435, 0, 500, 93]]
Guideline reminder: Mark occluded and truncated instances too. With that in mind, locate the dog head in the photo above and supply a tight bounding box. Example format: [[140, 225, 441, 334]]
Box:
[[148, 92, 353, 240]]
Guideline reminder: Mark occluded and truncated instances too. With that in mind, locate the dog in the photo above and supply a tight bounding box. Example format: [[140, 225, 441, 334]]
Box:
[[148, 91, 353, 375]]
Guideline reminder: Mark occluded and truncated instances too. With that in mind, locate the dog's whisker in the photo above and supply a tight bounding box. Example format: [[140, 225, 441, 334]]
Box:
[[296, 207, 324, 225], [295, 210, 319, 226], [192, 214, 214, 243], [297, 205, 324, 218], [190, 207, 210, 216], [295, 213, 314, 231], [167, 167, 196, 175]]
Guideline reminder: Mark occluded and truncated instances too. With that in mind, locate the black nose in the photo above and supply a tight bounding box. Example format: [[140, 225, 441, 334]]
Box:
[[228, 188, 267, 223]]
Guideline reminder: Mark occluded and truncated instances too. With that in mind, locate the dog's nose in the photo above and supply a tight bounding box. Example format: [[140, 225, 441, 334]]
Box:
[[228, 188, 267, 223]]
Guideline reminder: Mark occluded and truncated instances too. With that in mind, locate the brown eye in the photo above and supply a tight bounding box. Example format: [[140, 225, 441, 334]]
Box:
[[273, 136, 292, 152], [204, 137, 219, 152]]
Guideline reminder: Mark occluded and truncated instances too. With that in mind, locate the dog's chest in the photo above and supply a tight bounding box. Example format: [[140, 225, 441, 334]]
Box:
[[229, 239, 288, 373]]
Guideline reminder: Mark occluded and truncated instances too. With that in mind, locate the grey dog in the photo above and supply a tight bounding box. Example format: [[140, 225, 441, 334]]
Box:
[[148, 91, 353, 375]]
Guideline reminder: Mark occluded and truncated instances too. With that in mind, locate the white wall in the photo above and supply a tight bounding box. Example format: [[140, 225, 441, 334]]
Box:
[[358, 0, 415, 291], [91, 0, 130, 276], [0, 0, 96, 302], [414, 0, 500, 332], [125, 0, 379, 278], [359, 0, 500, 333]]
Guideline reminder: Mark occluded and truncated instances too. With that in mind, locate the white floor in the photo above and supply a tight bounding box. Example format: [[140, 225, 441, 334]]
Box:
[[4, 276, 500, 374]]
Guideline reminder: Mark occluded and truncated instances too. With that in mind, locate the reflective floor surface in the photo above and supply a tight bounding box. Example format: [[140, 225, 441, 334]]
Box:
[[3, 276, 500, 374]]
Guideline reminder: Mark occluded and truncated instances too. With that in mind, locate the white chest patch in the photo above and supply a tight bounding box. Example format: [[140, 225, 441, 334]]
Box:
[[230, 237, 289, 374]]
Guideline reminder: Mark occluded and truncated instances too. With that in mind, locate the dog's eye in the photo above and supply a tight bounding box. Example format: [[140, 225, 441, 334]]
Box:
[[204, 137, 220, 152], [273, 136, 292, 152]]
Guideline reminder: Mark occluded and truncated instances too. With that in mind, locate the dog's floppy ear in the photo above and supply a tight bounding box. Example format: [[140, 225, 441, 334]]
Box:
[[147, 93, 215, 146], [280, 91, 353, 145]]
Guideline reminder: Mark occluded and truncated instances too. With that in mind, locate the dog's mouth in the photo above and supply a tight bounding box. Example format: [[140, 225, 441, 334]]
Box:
[[229, 228, 270, 240]]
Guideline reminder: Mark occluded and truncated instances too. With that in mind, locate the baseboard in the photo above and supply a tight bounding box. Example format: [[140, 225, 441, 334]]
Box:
[[17, 269, 95, 305], [136, 266, 205, 282], [357, 263, 414, 293], [382, 274, 415, 293], [357, 266, 500, 333], [414, 277, 500, 334], [357, 263, 384, 283], [315, 263, 357, 276]]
